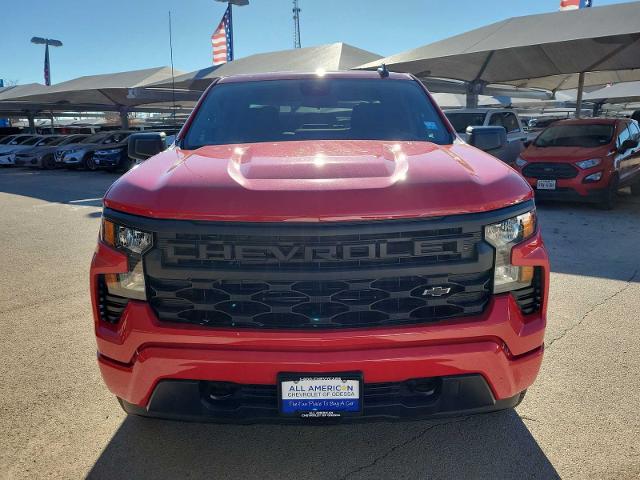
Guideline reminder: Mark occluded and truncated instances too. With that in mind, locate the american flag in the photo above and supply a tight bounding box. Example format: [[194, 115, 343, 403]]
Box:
[[211, 5, 233, 65], [560, 0, 592, 10]]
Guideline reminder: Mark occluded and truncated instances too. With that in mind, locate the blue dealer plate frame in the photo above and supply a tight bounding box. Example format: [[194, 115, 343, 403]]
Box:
[[277, 373, 363, 418]]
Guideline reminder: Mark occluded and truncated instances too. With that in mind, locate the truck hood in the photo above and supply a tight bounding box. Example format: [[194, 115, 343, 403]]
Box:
[[104, 140, 532, 222]]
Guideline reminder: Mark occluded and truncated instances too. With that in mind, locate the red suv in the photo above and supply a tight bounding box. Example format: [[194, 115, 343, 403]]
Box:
[[91, 71, 548, 422], [515, 118, 640, 209]]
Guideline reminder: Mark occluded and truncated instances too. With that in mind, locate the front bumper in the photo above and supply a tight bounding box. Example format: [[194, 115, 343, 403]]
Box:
[[518, 166, 610, 202], [62, 154, 84, 165], [93, 154, 122, 168], [0, 153, 15, 165], [91, 230, 549, 422], [14, 155, 40, 167], [117, 374, 527, 423], [532, 186, 608, 203]]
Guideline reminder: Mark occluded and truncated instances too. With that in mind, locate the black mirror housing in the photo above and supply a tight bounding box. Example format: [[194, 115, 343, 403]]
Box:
[[128, 132, 167, 162], [619, 138, 638, 153], [466, 126, 507, 152]]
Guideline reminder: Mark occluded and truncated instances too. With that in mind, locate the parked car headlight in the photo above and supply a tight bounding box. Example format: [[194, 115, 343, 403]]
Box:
[[100, 219, 153, 300], [514, 156, 527, 168], [584, 172, 603, 183], [484, 210, 536, 294], [575, 158, 601, 169]]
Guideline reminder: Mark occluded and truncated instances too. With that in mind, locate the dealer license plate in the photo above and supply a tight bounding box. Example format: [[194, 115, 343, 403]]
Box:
[[536, 179, 556, 190], [279, 374, 362, 418]]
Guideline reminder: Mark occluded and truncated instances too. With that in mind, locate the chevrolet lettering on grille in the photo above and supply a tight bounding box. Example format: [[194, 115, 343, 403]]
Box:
[[166, 239, 457, 264]]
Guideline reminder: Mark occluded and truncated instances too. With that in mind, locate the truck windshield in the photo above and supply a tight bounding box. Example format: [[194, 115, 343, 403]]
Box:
[[534, 124, 614, 148], [445, 112, 487, 133], [182, 78, 453, 148]]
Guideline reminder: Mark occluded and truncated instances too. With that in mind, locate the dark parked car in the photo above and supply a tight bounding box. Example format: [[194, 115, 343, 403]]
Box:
[[93, 131, 175, 172], [62, 131, 134, 170]]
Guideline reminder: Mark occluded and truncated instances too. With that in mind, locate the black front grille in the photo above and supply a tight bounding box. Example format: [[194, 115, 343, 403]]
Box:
[[198, 378, 442, 413], [124, 375, 513, 421], [157, 226, 480, 271], [147, 270, 492, 328], [523, 162, 578, 179], [104, 202, 535, 330], [97, 277, 129, 324], [142, 215, 497, 329]]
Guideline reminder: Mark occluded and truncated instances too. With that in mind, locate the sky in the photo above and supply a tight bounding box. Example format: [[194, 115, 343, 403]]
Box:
[[0, 0, 630, 86]]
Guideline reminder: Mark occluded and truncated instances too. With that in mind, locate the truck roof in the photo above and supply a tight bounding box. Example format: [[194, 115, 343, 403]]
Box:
[[443, 108, 516, 114], [216, 70, 415, 84]]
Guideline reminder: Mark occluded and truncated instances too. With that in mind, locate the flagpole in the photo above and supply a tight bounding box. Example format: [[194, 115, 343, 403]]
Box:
[[168, 11, 177, 129], [227, 1, 234, 61]]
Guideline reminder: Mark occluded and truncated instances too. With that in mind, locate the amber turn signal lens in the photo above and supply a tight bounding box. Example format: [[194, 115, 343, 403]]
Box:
[[521, 211, 536, 240], [519, 266, 534, 284], [102, 219, 115, 247]]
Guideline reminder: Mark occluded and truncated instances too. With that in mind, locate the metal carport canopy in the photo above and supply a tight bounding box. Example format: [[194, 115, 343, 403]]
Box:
[[149, 42, 382, 91], [0, 67, 184, 107], [358, 2, 640, 112], [561, 80, 640, 105]]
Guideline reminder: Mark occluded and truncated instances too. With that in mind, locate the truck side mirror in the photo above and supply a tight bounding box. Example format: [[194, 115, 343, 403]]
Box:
[[466, 126, 507, 152], [128, 132, 167, 162]]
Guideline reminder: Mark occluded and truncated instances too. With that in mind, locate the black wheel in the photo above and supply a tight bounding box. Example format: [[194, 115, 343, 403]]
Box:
[[598, 175, 619, 210], [85, 155, 97, 171], [42, 154, 56, 170], [631, 182, 640, 196]]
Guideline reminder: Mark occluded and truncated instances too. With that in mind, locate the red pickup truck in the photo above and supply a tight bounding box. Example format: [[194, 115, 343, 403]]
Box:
[[91, 71, 549, 423]]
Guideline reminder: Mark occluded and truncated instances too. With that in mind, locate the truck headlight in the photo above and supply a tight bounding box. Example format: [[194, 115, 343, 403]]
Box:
[[100, 219, 153, 300], [484, 210, 536, 294], [576, 158, 601, 169]]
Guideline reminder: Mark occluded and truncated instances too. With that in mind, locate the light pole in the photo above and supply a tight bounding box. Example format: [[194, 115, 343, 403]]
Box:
[[30, 37, 63, 86]]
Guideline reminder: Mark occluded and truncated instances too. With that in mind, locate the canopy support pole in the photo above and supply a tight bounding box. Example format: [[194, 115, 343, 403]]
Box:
[[119, 108, 129, 129], [466, 80, 485, 108], [575, 72, 585, 118], [26, 111, 36, 133]]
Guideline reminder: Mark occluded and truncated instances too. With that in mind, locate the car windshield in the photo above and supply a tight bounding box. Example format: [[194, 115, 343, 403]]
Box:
[[9, 136, 33, 145], [534, 124, 615, 148], [38, 137, 64, 146], [62, 135, 87, 145], [445, 112, 487, 133], [183, 78, 453, 149], [22, 137, 43, 146], [81, 133, 107, 144], [0, 136, 15, 145], [102, 132, 131, 144]]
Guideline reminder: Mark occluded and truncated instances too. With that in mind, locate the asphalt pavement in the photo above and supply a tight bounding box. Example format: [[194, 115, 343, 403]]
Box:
[[0, 168, 639, 479]]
